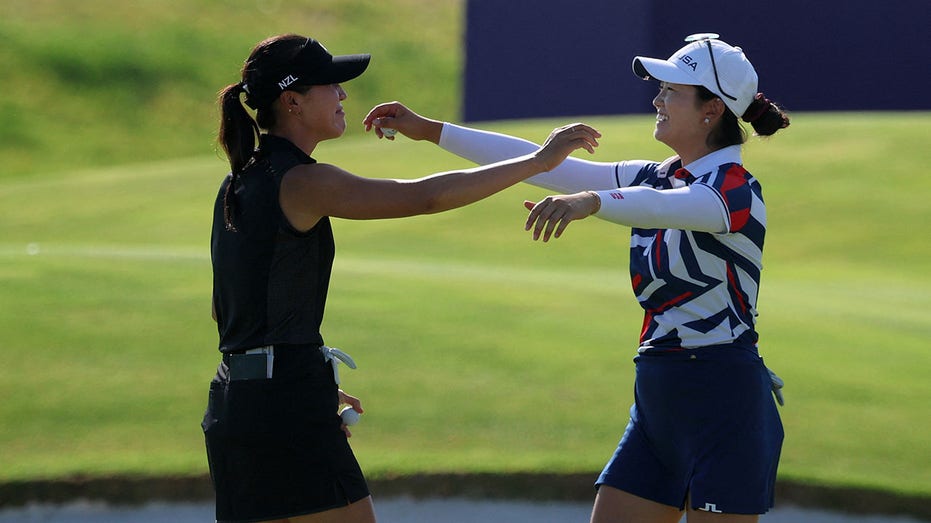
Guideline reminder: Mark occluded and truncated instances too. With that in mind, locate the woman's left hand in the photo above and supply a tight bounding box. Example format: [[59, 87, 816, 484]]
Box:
[[338, 389, 364, 438], [523, 191, 600, 242]]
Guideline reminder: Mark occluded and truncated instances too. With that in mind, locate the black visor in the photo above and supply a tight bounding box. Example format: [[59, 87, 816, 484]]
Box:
[[244, 38, 370, 109]]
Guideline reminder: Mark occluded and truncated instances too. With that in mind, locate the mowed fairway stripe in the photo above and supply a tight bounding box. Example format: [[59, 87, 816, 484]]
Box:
[[0, 243, 206, 262], [0, 243, 622, 289]]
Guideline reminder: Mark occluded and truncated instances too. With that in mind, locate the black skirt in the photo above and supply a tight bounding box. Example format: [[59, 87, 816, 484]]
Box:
[[202, 345, 370, 523]]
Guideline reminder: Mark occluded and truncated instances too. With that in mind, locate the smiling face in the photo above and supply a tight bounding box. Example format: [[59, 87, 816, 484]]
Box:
[[651, 82, 724, 163], [652, 82, 705, 148]]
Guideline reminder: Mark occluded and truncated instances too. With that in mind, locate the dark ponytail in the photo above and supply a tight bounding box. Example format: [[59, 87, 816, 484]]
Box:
[[697, 86, 790, 149], [217, 82, 259, 232], [741, 93, 791, 137], [218, 82, 259, 175]]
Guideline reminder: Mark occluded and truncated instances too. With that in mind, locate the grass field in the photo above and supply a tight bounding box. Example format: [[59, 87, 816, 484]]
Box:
[[1, 0, 930, 507], [1, 112, 930, 501], [0, 0, 463, 179]]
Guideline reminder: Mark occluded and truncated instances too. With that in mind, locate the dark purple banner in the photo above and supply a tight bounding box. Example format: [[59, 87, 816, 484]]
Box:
[[463, 0, 928, 121]]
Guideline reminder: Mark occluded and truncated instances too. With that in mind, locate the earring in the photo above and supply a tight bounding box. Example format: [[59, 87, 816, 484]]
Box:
[[703, 117, 711, 124]]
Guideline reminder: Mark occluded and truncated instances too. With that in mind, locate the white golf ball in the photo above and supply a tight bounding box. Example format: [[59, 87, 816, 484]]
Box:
[[382, 127, 397, 138], [339, 406, 361, 426]]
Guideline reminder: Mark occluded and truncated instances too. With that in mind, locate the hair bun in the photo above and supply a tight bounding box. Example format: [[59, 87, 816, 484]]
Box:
[[741, 93, 771, 123]]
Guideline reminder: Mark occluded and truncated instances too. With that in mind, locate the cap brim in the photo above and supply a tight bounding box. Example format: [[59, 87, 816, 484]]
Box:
[[311, 54, 371, 85], [632, 56, 698, 85]]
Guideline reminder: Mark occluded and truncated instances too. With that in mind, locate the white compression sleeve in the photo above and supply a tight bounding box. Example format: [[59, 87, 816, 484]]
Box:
[[438, 122, 621, 193], [593, 184, 729, 233]]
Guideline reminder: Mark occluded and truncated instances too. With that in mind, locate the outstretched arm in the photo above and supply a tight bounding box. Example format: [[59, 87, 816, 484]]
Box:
[[524, 185, 728, 242], [363, 102, 619, 193], [280, 122, 600, 231]]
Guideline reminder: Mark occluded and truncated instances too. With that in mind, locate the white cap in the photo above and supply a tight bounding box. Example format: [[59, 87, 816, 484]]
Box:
[[632, 33, 759, 118]]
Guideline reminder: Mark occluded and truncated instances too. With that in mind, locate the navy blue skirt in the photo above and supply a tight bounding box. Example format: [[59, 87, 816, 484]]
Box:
[[597, 345, 783, 515], [202, 345, 369, 523]]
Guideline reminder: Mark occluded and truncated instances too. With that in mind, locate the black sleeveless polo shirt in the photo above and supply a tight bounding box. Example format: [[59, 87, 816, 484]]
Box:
[[210, 135, 334, 353]]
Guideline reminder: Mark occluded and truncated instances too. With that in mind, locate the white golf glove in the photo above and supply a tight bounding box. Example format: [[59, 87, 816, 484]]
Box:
[[767, 367, 785, 406], [320, 345, 357, 384]]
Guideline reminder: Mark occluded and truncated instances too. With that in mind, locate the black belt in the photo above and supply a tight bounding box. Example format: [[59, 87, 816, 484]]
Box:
[[222, 345, 357, 382]]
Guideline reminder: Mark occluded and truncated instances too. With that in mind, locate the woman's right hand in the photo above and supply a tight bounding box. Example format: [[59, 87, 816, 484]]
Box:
[[363, 101, 443, 143], [533, 123, 601, 172]]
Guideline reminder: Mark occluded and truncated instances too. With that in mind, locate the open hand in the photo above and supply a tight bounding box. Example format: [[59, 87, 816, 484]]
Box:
[[523, 191, 601, 242]]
